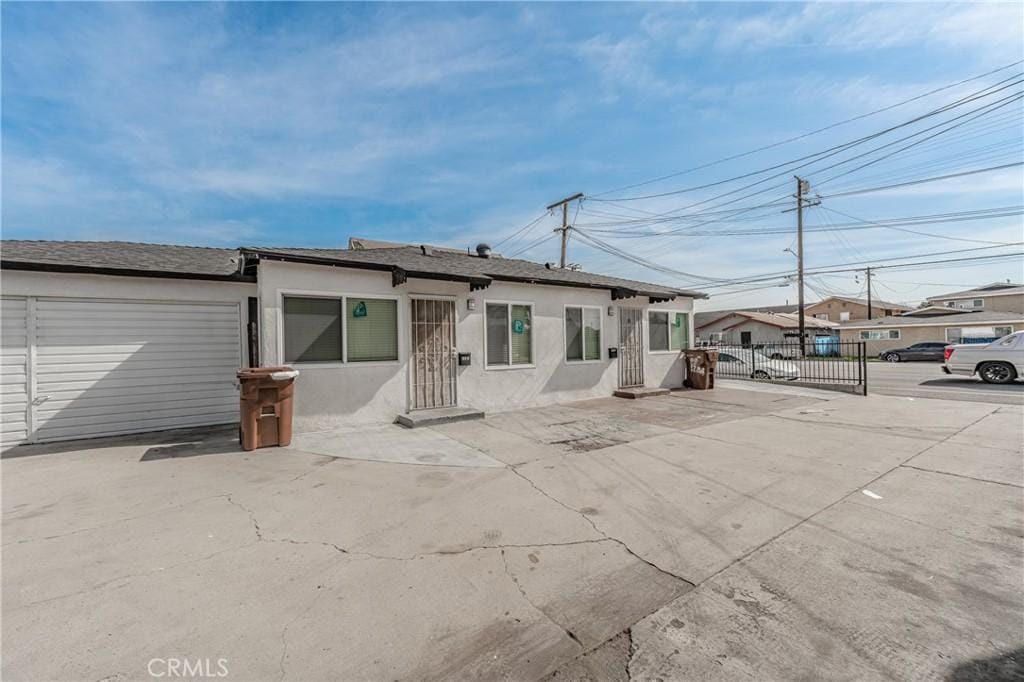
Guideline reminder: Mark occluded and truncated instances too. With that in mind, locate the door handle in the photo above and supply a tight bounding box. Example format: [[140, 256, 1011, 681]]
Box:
[[32, 395, 51, 405]]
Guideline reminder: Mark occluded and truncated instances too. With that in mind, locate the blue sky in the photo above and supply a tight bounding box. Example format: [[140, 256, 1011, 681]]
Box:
[[3, 2, 1022, 308]]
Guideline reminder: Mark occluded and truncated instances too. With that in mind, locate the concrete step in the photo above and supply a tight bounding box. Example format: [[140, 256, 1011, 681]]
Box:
[[396, 406, 485, 429], [613, 387, 671, 399]]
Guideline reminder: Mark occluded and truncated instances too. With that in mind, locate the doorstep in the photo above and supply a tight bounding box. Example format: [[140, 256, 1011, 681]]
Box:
[[613, 387, 671, 399], [396, 406, 485, 428]]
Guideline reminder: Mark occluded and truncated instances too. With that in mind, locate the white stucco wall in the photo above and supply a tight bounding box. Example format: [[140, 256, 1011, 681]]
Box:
[[257, 259, 697, 431]]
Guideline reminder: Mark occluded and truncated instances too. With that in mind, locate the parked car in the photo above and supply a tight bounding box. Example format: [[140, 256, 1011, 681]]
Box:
[[759, 343, 800, 360], [879, 342, 949, 362], [943, 331, 1024, 384], [714, 346, 800, 381]]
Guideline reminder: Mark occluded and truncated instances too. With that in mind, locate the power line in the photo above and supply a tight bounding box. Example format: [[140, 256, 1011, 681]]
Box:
[[818, 161, 1023, 198], [589, 59, 1024, 199]]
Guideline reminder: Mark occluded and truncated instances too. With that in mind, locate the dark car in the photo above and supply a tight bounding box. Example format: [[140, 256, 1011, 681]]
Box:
[[880, 342, 949, 362]]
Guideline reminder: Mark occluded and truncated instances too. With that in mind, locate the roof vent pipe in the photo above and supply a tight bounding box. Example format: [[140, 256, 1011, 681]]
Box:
[[476, 243, 492, 258]]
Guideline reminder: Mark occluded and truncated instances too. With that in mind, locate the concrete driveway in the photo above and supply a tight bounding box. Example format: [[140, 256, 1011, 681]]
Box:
[[3, 382, 1021, 681]]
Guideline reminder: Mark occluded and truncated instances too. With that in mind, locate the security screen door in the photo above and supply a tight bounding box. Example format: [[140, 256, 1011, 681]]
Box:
[[618, 306, 645, 388], [411, 298, 457, 409]]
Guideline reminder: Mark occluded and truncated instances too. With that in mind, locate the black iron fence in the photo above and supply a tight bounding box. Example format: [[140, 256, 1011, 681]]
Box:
[[696, 340, 868, 395]]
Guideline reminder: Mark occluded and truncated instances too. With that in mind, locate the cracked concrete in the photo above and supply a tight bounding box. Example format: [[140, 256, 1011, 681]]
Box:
[[3, 386, 1022, 680]]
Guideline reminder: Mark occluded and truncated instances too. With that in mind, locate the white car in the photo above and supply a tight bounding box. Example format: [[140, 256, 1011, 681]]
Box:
[[714, 346, 801, 381], [943, 331, 1024, 384]]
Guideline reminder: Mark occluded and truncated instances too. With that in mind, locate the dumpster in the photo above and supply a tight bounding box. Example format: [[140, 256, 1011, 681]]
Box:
[[236, 367, 299, 451], [683, 349, 718, 390]]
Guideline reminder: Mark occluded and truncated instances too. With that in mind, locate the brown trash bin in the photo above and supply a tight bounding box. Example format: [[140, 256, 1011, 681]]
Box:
[[237, 367, 299, 451], [683, 349, 718, 390]]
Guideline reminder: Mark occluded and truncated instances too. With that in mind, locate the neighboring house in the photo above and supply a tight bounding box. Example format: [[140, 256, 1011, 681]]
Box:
[[925, 282, 1024, 314], [839, 310, 1023, 355], [0, 239, 705, 445], [803, 296, 912, 322], [693, 304, 797, 330], [695, 310, 838, 346]]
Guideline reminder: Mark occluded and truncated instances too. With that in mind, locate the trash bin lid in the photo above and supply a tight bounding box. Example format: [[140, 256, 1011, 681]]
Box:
[[237, 366, 296, 380], [270, 369, 300, 381]]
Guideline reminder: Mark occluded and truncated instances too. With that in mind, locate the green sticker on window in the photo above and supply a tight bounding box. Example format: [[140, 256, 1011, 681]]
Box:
[[353, 301, 368, 318], [513, 319, 525, 334]]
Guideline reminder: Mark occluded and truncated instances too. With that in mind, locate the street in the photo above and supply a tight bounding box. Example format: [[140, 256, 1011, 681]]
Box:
[[867, 361, 1024, 405]]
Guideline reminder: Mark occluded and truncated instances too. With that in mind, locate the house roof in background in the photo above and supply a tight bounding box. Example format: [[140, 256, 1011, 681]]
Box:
[[698, 310, 837, 331], [0, 240, 247, 281], [694, 304, 797, 327], [810, 295, 912, 310], [840, 310, 1024, 329], [242, 245, 707, 299], [926, 282, 1024, 300]]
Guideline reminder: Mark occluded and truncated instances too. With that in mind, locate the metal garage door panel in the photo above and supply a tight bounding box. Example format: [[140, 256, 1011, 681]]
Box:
[[1, 298, 30, 445], [33, 299, 241, 442]]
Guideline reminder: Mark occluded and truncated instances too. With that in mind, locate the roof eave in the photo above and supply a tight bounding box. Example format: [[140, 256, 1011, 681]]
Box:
[[0, 259, 255, 283]]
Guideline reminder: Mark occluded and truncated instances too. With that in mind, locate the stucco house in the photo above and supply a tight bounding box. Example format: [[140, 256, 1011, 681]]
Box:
[[0, 239, 705, 445], [804, 296, 911, 322], [695, 310, 838, 346], [838, 309, 1022, 355], [924, 282, 1024, 314]]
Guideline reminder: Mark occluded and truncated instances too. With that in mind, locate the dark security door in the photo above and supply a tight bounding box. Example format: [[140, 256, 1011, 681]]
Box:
[[618, 307, 644, 388], [411, 298, 457, 409]]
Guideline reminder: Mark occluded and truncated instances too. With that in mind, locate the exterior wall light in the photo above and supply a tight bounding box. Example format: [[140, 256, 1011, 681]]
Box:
[[467, 298, 476, 311]]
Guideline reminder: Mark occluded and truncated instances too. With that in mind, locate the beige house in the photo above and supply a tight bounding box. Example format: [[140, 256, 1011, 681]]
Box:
[[925, 282, 1024, 314], [696, 310, 837, 346], [804, 296, 911, 322], [839, 310, 1022, 356]]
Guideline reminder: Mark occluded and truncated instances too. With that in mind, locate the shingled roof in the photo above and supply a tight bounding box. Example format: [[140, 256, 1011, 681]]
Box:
[[0, 240, 706, 300], [1, 240, 248, 281], [241, 245, 706, 300]]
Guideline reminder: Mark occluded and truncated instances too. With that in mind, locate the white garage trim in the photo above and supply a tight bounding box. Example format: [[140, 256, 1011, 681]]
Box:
[[1, 297, 31, 445], [3, 297, 243, 445]]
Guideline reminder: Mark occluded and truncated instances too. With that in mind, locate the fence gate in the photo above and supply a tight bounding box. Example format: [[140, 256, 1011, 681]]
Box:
[[618, 306, 644, 388], [707, 339, 867, 395], [410, 298, 457, 409]]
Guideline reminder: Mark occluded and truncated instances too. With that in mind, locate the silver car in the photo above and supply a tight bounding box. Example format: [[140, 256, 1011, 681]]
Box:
[[943, 331, 1024, 384], [714, 346, 801, 381]]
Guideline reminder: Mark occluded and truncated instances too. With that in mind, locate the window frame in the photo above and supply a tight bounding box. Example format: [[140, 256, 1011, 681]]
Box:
[[648, 309, 689, 354], [859, 329, 901, 341], [277, 289, 402, 367], [945, 325, 1014, 344], [563, 304, 603, 364], [483, 299, 536, 370]]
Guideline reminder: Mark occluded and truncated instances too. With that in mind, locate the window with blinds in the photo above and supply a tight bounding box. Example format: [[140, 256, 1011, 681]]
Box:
[[670, 312, 689, 351], [649, 311, 669, 351], [283, 296, 343, 362], [346, 298, 398, 362], [486, 302, 533, 367], [282, 295, 398, 363], [566, 306, 601, 362]]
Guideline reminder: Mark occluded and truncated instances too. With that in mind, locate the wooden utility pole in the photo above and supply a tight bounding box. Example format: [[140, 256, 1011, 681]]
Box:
[[547, 192, 584, 268], [866, 267, 873, 320], [795, 177, 808, 355]]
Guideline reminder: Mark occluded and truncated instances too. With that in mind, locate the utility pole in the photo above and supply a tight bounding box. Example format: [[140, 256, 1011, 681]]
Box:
[[866, 267, 873, 320], [547, 192, 584, 268], [795, 176, 808, 356]]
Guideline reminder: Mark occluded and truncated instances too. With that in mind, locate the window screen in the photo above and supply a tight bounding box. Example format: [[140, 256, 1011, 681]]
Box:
[[511, 304, 532, 365], [486, 304, 509, 366], [583, 308, 601, 360], [283, 297, 343, 362], [346, 298, 398, 362], [565, 307, 583, 361], [649, 311, 669, 351], [670, 312, 688, 350]]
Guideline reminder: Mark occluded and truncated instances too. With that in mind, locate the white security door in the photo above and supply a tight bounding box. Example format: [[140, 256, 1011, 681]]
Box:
[[1, 297, 31, 446], [410, 298, 457, 409], [31, 299, 242, 442]]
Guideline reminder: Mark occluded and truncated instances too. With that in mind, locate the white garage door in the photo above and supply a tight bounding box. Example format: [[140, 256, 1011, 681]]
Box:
[[5, 298, 242, 444], [1, 297, 30, 446]]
